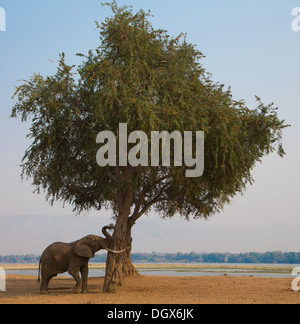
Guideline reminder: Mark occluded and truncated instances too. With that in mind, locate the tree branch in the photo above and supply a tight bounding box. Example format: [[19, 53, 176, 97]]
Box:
[[128, 175, 171, 226], [129, 181, 171, 227]]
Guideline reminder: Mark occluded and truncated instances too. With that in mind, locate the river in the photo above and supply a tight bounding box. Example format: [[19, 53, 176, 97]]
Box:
[[4, 263, 300, 279]]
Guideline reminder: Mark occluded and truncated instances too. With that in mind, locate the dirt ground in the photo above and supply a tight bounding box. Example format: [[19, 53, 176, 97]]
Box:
[[0, 274, 300, 304]]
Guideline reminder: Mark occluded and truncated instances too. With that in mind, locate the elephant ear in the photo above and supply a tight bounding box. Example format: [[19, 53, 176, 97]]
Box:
[[74, 242, 94, 259]]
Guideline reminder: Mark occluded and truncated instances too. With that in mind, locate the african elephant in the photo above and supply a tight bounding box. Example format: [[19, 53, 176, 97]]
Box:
[[38, 224, 125, 294]]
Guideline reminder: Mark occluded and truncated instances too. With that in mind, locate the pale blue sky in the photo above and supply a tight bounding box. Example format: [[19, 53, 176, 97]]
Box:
[[0, 1, 299, 254]]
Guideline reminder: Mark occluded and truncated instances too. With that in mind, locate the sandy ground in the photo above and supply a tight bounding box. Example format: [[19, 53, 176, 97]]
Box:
[[0, 274, 300, 304]]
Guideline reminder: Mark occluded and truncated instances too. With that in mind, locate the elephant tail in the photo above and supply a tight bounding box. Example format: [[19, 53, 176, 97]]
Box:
[[37, 259, 42, 284]]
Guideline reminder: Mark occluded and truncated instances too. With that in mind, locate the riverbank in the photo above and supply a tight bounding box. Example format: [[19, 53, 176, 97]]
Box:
[[1, 263, 295, 278], [1, 263, 294, 272]]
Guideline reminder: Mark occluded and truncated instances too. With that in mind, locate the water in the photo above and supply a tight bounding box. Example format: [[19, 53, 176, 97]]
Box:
[[5, 263, 299, 279], [138, 269, 292, 278]]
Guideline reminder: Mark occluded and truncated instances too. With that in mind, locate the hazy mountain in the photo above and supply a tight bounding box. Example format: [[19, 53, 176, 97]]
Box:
[[0, 214, 105, 255], [0, 214, 298, 255], [0, 214, 218, 255]]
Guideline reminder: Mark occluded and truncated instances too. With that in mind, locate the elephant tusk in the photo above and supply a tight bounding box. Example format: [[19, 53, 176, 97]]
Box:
[[105, 248, 126, 254]]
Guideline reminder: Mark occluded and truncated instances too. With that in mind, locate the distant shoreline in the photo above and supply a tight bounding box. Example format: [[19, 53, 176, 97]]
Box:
[[2, 251, 300, 264], [1, 263, 295, 274]]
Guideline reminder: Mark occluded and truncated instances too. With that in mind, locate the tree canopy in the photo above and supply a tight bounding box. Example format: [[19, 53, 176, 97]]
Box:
[[11, 1, 289, 291]]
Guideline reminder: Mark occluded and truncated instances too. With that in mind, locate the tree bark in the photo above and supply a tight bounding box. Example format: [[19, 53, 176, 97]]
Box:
[[103, 176, 140, 292], [103, 222, 140, 292]]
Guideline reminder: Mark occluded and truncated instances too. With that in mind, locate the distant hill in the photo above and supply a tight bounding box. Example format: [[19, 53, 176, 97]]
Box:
[[1, 214, 299, 256], [0, 214, 201, 255], [1, 251, 300, 264]]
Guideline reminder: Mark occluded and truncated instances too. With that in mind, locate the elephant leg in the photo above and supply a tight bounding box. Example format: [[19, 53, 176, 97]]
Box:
[[47, 274, 57, 287], [80, 264, 89, 294], [68, 267, 81, 293], [40, 277, 49, 294], [40, 264, 48, 294], [40, 273, 57, 294]]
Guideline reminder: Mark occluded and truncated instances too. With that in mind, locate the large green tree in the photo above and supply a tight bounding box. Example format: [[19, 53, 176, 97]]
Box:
[[11, 2, 288, 292]]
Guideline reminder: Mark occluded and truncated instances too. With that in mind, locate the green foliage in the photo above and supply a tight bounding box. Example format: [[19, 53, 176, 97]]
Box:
[[11, 1, 289, 221]]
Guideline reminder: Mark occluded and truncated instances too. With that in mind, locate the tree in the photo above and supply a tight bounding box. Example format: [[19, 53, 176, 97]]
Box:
[[11, 1, 289, 292]]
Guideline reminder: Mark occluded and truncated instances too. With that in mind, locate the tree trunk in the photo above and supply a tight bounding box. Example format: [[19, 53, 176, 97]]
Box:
[[103, 183, 140, 292], [103, 233, 139, 292]]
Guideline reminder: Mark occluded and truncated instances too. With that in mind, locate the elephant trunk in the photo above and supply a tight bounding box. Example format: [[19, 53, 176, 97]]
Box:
[[102, 224, 114, 240], [102, 224, 126, 254]]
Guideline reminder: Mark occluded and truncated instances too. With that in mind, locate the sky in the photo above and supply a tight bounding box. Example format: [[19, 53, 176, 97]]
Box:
[[0, 0, 300, 255]]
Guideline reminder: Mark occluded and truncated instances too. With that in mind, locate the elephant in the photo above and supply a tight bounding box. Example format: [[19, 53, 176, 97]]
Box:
[[38, 224, 125, 294]]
